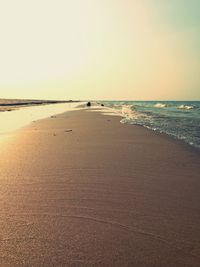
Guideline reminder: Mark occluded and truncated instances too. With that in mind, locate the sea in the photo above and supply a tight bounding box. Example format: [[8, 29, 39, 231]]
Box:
[[100, 101, 200, 150]]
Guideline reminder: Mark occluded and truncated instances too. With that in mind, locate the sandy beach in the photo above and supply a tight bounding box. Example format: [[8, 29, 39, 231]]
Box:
[[0, 108, 200, 267]]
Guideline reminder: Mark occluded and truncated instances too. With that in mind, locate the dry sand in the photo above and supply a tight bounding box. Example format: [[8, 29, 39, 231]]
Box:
[[0, 109, 200, 267]]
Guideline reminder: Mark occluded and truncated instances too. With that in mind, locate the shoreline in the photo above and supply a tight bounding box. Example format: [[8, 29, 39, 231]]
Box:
[[1, 101, 199, 153], [129, 122, 200, 155], [0, 109, 200, 266], [0, 99, 80, 112], [96, 101, 200, 151], [90, 106, 200, 154]]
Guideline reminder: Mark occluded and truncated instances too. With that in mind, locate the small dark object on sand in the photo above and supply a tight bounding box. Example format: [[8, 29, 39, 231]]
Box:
[[65, 129, 72, 132], [86, 102, 91, 107], [101, 104, 104, 107]]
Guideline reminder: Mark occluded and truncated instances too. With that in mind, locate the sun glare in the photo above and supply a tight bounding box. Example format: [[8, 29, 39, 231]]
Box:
[[0, 0, 199, 100]]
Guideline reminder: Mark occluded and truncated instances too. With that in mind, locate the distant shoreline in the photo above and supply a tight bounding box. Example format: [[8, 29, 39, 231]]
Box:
[[0, 99, 80, 112]]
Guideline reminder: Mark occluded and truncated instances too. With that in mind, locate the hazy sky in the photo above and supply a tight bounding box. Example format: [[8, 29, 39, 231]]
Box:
[[0, 0, 199, 100]]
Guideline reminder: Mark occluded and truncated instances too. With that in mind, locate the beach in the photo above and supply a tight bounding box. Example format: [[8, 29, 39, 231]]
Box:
[[0, 108, 200, 267]]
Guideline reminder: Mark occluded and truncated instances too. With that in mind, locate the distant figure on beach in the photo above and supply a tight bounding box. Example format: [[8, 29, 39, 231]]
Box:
[[86, 102, 91, 107]]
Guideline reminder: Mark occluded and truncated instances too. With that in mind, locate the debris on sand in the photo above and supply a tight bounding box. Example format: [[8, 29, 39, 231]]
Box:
[[86, 102, 91, 107]]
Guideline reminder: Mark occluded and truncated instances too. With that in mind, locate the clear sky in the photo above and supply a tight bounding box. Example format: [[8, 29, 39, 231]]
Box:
[[0, 0, 199, 100]]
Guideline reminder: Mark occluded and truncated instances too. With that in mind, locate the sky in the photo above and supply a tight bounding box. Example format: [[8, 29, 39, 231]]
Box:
[[0, 0, 199, 100]]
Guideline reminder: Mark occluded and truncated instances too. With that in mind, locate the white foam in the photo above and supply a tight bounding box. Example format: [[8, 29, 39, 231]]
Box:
[[154, 103, 167, 108], [178, 105, 193, 110], [121, 105, 135, 119]]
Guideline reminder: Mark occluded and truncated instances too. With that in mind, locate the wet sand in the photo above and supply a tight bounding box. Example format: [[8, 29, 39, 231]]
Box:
[[0, 109, 200, 267]]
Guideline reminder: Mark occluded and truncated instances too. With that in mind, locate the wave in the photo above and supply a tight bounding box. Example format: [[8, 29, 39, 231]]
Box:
[[177, 105, 194, 110], [121, 105, 135, 119], [154, 103, 167, 108]]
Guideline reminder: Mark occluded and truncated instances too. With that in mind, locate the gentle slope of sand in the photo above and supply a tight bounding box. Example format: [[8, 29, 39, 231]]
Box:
[[0, 109, 200, 266]]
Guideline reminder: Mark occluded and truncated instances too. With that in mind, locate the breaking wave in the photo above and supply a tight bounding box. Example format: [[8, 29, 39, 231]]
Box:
[[177, 105, 194, 110], [154, 103, 167, 108]]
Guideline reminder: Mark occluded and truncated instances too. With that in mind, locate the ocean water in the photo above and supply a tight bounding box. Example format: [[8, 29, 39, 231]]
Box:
[[100, 101, 200, 149]]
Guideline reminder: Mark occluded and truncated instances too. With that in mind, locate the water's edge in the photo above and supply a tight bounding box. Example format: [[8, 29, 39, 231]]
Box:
[[95, 101, 200, 150]]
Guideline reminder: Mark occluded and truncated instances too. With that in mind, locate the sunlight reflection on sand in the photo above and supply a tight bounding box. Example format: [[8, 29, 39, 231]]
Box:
[[0, 102, 80, 135]]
